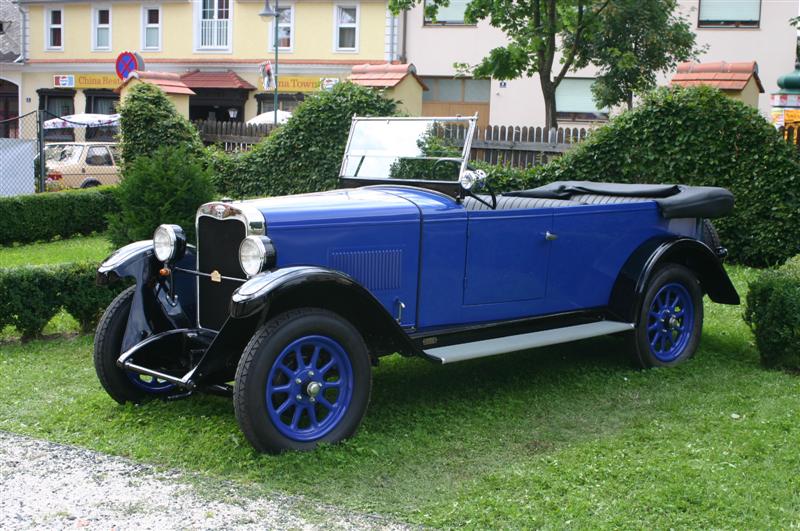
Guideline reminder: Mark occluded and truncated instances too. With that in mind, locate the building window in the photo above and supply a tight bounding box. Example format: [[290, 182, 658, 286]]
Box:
[[92, 7, 111, 51], [198, 0, 231, 50], [46, 8, 63, 50], [423, 0, 472, 25], [698, 0, 760, 28], [334, 5, 358, 51], [422, 78, 490, 103], [555, 78, 608, 122], [142, 6, 161, 50], [0, 21, 6, 35], [85, 90, 119, 140], [38, 89, 75, 140], [270, 6, 293, 51]]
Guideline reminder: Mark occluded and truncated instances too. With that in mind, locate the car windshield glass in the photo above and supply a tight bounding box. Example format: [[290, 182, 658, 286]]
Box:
[[45, 144, 82, 164], [340, 118, 474, 182]]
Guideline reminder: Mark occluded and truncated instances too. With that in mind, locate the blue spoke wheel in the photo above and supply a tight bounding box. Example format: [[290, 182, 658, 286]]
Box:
[[234, 308, 371, 454], [126, 372, 175, 394], [265, 336, 354, 441], [629, 265, 703, 368]]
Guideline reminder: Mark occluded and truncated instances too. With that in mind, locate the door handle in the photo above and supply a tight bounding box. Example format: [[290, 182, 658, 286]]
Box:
[[545, 231, 558, 241], [81, 167, 86, 174]]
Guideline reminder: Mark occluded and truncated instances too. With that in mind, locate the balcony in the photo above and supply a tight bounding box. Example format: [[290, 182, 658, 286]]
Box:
[[199, 18, 230, 49]]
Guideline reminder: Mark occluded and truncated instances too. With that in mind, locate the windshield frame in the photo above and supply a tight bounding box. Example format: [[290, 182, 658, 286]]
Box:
[[338, 115, 478, 193]]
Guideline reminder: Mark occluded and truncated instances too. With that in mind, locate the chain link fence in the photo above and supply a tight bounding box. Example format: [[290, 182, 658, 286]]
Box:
[[0, 111, 121, 197]]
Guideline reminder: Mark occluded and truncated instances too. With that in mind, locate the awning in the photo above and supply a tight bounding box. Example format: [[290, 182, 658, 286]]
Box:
[[181, 70, 256, 90], [43, 113, 120, 129]]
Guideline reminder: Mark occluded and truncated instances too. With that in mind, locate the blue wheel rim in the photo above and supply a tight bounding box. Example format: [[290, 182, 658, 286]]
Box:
[[646, 282, 695, 362], [265, 335, 354, 442], [126, 372, 175, 393]]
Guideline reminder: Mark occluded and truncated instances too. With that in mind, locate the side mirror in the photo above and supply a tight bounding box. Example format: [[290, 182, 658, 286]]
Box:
[[459, 169, 487, 192]]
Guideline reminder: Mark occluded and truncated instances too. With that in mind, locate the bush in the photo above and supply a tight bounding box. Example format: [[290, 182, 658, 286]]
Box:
[[744, 256, 800, 370], [118, 82, 203, 165], [0, 263, 124, 340], [0, 186, 118, 246], [108, 146, 215, 247], [519, 86, 800, 267], [215, 82, 397, 197]]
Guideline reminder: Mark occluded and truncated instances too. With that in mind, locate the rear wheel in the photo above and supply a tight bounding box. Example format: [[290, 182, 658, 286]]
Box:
[[628, 264, 704, 368], [93, 286, 175, 404], [234, 308, 371, 453]]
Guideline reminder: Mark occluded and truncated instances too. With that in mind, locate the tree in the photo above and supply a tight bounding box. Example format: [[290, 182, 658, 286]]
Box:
[[390, 0, 612, 129], [581, 0, 699, 110]]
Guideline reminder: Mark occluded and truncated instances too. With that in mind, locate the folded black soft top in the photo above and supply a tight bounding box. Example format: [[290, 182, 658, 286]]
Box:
[[504, 181, 734, 219]]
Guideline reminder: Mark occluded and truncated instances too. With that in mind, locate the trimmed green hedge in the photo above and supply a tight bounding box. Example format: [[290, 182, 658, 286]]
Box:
[[0, 262, 123, 340], [526, 86, 800, 267], [0, 186, 118, 246], [744, 256, 800, 370]]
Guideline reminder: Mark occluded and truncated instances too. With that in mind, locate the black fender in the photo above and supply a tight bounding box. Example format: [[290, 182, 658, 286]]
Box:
[[96, 240, 196, 351], [229, 266, 419, 358], [609, 236, 740, 322]]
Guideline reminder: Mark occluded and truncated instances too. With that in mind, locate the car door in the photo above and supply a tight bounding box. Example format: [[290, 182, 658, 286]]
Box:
[[84, 145, 119, 185], [463, 208, 554, 308]]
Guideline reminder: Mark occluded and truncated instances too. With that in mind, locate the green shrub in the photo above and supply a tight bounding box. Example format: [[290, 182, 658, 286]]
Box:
[[215, 82, 397, 197], [0, 186, 118, 246], [108, 146, 215, 247], [118, 82, 203, 165], [522, 86, 800, 267], [744, 257, 800, 370], [0, 262, 122, 340]]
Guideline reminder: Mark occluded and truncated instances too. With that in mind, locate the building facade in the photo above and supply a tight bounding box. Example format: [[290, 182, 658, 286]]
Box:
[[404, 0, 798, 126], [5, 0, 402, 126]]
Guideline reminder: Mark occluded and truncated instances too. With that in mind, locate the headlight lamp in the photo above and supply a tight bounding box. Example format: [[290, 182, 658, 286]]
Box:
[[239, 235, 277, 278], [152, 224, 186, 263]]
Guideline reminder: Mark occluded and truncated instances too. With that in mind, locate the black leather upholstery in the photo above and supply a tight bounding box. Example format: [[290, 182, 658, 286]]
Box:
[[570, 194, 655, 205], [463, 195, 582, 211]]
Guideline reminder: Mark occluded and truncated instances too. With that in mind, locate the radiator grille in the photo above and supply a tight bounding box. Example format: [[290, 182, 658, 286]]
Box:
[[330, 249, 402, 291], [197, 216, 247, 330]]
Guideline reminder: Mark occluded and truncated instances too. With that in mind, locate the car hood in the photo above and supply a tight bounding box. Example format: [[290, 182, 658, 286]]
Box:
[[240, 187, 433, 227]]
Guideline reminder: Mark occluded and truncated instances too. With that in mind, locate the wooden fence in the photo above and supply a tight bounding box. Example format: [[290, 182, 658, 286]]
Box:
[[196, 119, 594, 167], [195, 120, 276, 152]]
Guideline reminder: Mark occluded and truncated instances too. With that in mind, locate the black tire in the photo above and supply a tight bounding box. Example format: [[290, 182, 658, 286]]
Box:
[[701, 219, 721, 251], [234, 308, 372, 454], [93, 286, 149, 404], [80, 179, 101, 189], [628, 264, 704, 368]]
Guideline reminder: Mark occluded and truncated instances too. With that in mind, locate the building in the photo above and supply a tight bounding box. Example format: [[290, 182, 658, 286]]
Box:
[[7, 0, 403, 126], [1, 0, 22, 136], [404, 0, 798, 126]]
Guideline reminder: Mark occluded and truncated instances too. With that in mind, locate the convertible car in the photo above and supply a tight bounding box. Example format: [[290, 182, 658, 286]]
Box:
[[94, 116, 739, 453]]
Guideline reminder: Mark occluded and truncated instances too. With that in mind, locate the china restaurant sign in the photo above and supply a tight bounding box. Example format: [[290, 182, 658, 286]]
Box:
[[53, 74, 121, 89]]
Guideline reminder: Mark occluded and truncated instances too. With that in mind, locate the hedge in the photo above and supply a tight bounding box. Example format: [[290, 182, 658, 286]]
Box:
[[744, 256, 800, 370], [0, 262, 123, 340], [524, 86, 800, 267], [0, 186, 118, 246]]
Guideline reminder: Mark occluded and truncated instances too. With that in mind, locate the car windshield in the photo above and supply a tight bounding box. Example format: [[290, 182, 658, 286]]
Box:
[[45, 144, 83, 164], [340, 117, 476, 183]]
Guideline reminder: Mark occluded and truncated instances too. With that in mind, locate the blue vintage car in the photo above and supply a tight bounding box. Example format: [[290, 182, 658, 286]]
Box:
[[94, 116, 739, 453]]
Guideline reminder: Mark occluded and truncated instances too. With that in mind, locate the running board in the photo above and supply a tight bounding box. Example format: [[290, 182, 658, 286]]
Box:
[[424, 321, 634, 364]]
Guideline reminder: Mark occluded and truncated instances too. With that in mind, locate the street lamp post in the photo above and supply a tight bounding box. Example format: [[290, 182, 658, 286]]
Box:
[[259, 0, 279, 126]]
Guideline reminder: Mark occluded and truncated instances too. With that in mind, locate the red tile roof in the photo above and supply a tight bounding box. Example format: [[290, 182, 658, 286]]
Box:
[[115, 71, 196, 95], [181, 70, 256, 90], [349, 63, 428, 90], [671, 61, 764, 93]]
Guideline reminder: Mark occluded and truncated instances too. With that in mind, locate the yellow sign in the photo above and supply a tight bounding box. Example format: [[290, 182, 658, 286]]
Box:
[[273, 76, 341, 93], [53, 74, 122, 89], [772, 108, 800, 127]]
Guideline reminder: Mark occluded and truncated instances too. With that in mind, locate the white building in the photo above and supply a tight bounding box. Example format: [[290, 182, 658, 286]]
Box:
[[403, 0, 798, 127]]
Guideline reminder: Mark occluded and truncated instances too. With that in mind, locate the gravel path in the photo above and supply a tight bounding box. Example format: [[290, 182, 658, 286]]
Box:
[[0, 431, 408, 530]]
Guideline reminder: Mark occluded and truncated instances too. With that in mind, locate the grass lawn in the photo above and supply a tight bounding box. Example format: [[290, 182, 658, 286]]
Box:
[[0, 234, 111, 268], [1, 266, 799, 528]]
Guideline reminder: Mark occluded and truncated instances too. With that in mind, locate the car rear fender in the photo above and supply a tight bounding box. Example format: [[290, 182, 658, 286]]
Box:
[[229, 266, 419, 359], [609, 236, 740, 322]]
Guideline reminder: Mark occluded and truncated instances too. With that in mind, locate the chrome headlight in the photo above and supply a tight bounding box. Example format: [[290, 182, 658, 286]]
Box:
[[153, 224, 186, 263], [239, 235, 277, 278]]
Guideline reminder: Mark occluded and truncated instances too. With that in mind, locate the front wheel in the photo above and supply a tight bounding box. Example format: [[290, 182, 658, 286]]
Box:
[[233, 308, 372, 453], [628, 264, 704, 368]]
